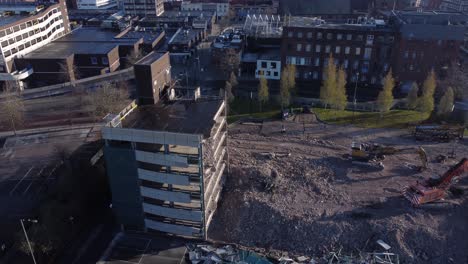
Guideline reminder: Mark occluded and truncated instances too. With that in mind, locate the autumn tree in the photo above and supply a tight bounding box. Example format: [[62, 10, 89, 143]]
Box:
[[258, 75, 269, 111], [320, 54, 337, 108], [417, 70, 436, 113], [406, 82, 419, 110], [334, 66, 347, 110], [279, 66, 293, 108], [287, 64, 297, 95], [86, 82, 129, 121], [0, 81, 24, 135], [376, 69, 395, 114], [437, 86, 454, 117]]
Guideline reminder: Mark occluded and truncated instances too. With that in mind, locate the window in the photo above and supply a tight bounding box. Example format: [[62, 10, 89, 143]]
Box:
[[327, 33, 333, 40], [371, 77, 376, 84], [313, 72, 318, 79], [314, 58, 320, 66], [306, 44, 311, 52], [315, 45, 321, 53], [304, 57, 311, 65], [271, 62, 277, 69], [337, 34, 343, 40], [343, 59, 349, 69], [102, 57, 109, 65], [366, 35, 374, 45], [353, 61, 359, 69], [91, 57, 98, 65], [317, 32, 322, 39], [307, 32, 313, 39], [297, 32, 303, 38], [274, 72, 279, 77], [324, 58, 329, 66], [346, 34, 352, 40], [288, 31, 293, 38], [325, 45, 331, 53], [355, 47, 361, 55], [409, 64, 414, 71], [364, 48, 372, 59], [1, 41, 7, 48], [404, 51, 409, 58], [261, 61, 267, 68], [412, 52, 416, 59], [335, 46, 341, 54], [345, 47, 350, 54], [296, 44, 302, 52]]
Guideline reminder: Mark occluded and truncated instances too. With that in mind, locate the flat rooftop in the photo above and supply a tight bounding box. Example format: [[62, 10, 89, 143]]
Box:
[[119, 30, 164, 44], [122, 99, 223, 137], [286, 16, 392, 31], [23, 41, 119, 59], [0, 15, 25, 27], [57, 27, 119, 42], [135, 51, 165, 65], [169, 28, 200, 45]]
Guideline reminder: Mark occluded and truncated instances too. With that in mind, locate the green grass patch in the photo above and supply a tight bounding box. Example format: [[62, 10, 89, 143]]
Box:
[[313, 108, 430, 128]]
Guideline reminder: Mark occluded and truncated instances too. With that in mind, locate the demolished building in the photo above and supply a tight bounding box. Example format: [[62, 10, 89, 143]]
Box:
[[102, 51, 227, 239]]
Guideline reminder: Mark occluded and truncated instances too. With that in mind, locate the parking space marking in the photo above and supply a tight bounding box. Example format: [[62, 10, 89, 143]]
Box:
[[138, 239, 152, 264], [179, 247, 187, 264], [9, 166, 34, 195], [109, 258, 139, 264], [115, 245, 146, 252], [22, 165, 45, 195]]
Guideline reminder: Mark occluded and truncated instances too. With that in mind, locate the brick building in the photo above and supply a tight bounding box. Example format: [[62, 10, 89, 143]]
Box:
[[281, 17, 396, 97], [280, 13, 466, 97], [123, 0, 164, 17]]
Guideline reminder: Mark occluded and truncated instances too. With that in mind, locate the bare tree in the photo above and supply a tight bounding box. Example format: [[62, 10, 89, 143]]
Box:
[[219, 49, 240, 78], [58, 62, 80, 85], [438, 63, 468, 100], [85, 82, 130, 121], [126, 49, 144, 67], [0, 81, 24, 135]]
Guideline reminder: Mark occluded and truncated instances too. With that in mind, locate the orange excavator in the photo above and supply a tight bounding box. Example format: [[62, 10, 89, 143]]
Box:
[[403, 158, 468, 206]]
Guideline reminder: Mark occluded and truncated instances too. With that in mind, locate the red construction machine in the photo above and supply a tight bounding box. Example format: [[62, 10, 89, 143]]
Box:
[[403, 158, 468, 206]]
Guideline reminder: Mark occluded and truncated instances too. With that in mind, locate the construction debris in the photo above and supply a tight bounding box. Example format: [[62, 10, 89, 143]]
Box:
[[209, 121, 468, 264], [186, 243, 400, 264]]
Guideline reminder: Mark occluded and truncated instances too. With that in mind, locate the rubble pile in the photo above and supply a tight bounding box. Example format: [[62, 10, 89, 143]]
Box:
[[209, 122, 468, 264], [186, 243, 400, 264]]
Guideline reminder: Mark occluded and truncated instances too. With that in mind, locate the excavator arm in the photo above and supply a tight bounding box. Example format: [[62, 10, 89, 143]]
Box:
[[436, 158, 468, 189]]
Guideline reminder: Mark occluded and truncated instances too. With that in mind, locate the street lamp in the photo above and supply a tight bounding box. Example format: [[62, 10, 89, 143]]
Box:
[[353, 72, 359, 122], [20, 219, 38, 264]]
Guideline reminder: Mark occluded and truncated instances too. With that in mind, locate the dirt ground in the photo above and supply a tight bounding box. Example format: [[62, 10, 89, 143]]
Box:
[[208, 117, 468, 263]]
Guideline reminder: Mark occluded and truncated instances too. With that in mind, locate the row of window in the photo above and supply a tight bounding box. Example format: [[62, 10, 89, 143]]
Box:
[[91, 56, 109, 65], [2, 23, 64, 58], [291, 44, 373, 59], [285, 56, 389, 73], [1, 16, 63, 50], [287, 31, 394, 43], [403, 50, 425, 59], [297, 71, 380, 83], [0, 8, 60, 39]]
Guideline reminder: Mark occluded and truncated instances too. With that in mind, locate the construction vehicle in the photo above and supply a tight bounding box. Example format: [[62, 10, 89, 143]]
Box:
[[349, 142, 428, 171], [403, 158, 468, 206], [412, 125, 465, 142]]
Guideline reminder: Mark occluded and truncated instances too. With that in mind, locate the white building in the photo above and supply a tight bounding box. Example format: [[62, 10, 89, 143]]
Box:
[[77, 0, 118, 9], [0, 0, 71, 82], [123, 0, 164, 17], [181, 1, 229, 17], [255, 51, 281, 80]]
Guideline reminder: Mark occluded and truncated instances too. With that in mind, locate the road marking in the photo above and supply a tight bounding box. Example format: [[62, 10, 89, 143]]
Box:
[[9, 166, 34, 195], [115, 245, 146, 252], [179, 247, 187, 264], [22, 165, 45, 195], [138, 239, 151, 264], [36, 162, 61, 194], [109, 258, 139, 264]]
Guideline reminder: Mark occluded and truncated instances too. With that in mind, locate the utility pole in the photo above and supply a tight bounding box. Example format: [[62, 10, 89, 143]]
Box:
[[353, 72, 359, 122], [20, 219, 38, 264]]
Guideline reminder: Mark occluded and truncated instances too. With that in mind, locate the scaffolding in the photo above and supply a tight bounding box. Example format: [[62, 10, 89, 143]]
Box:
[[243, 14, 283, 38]]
